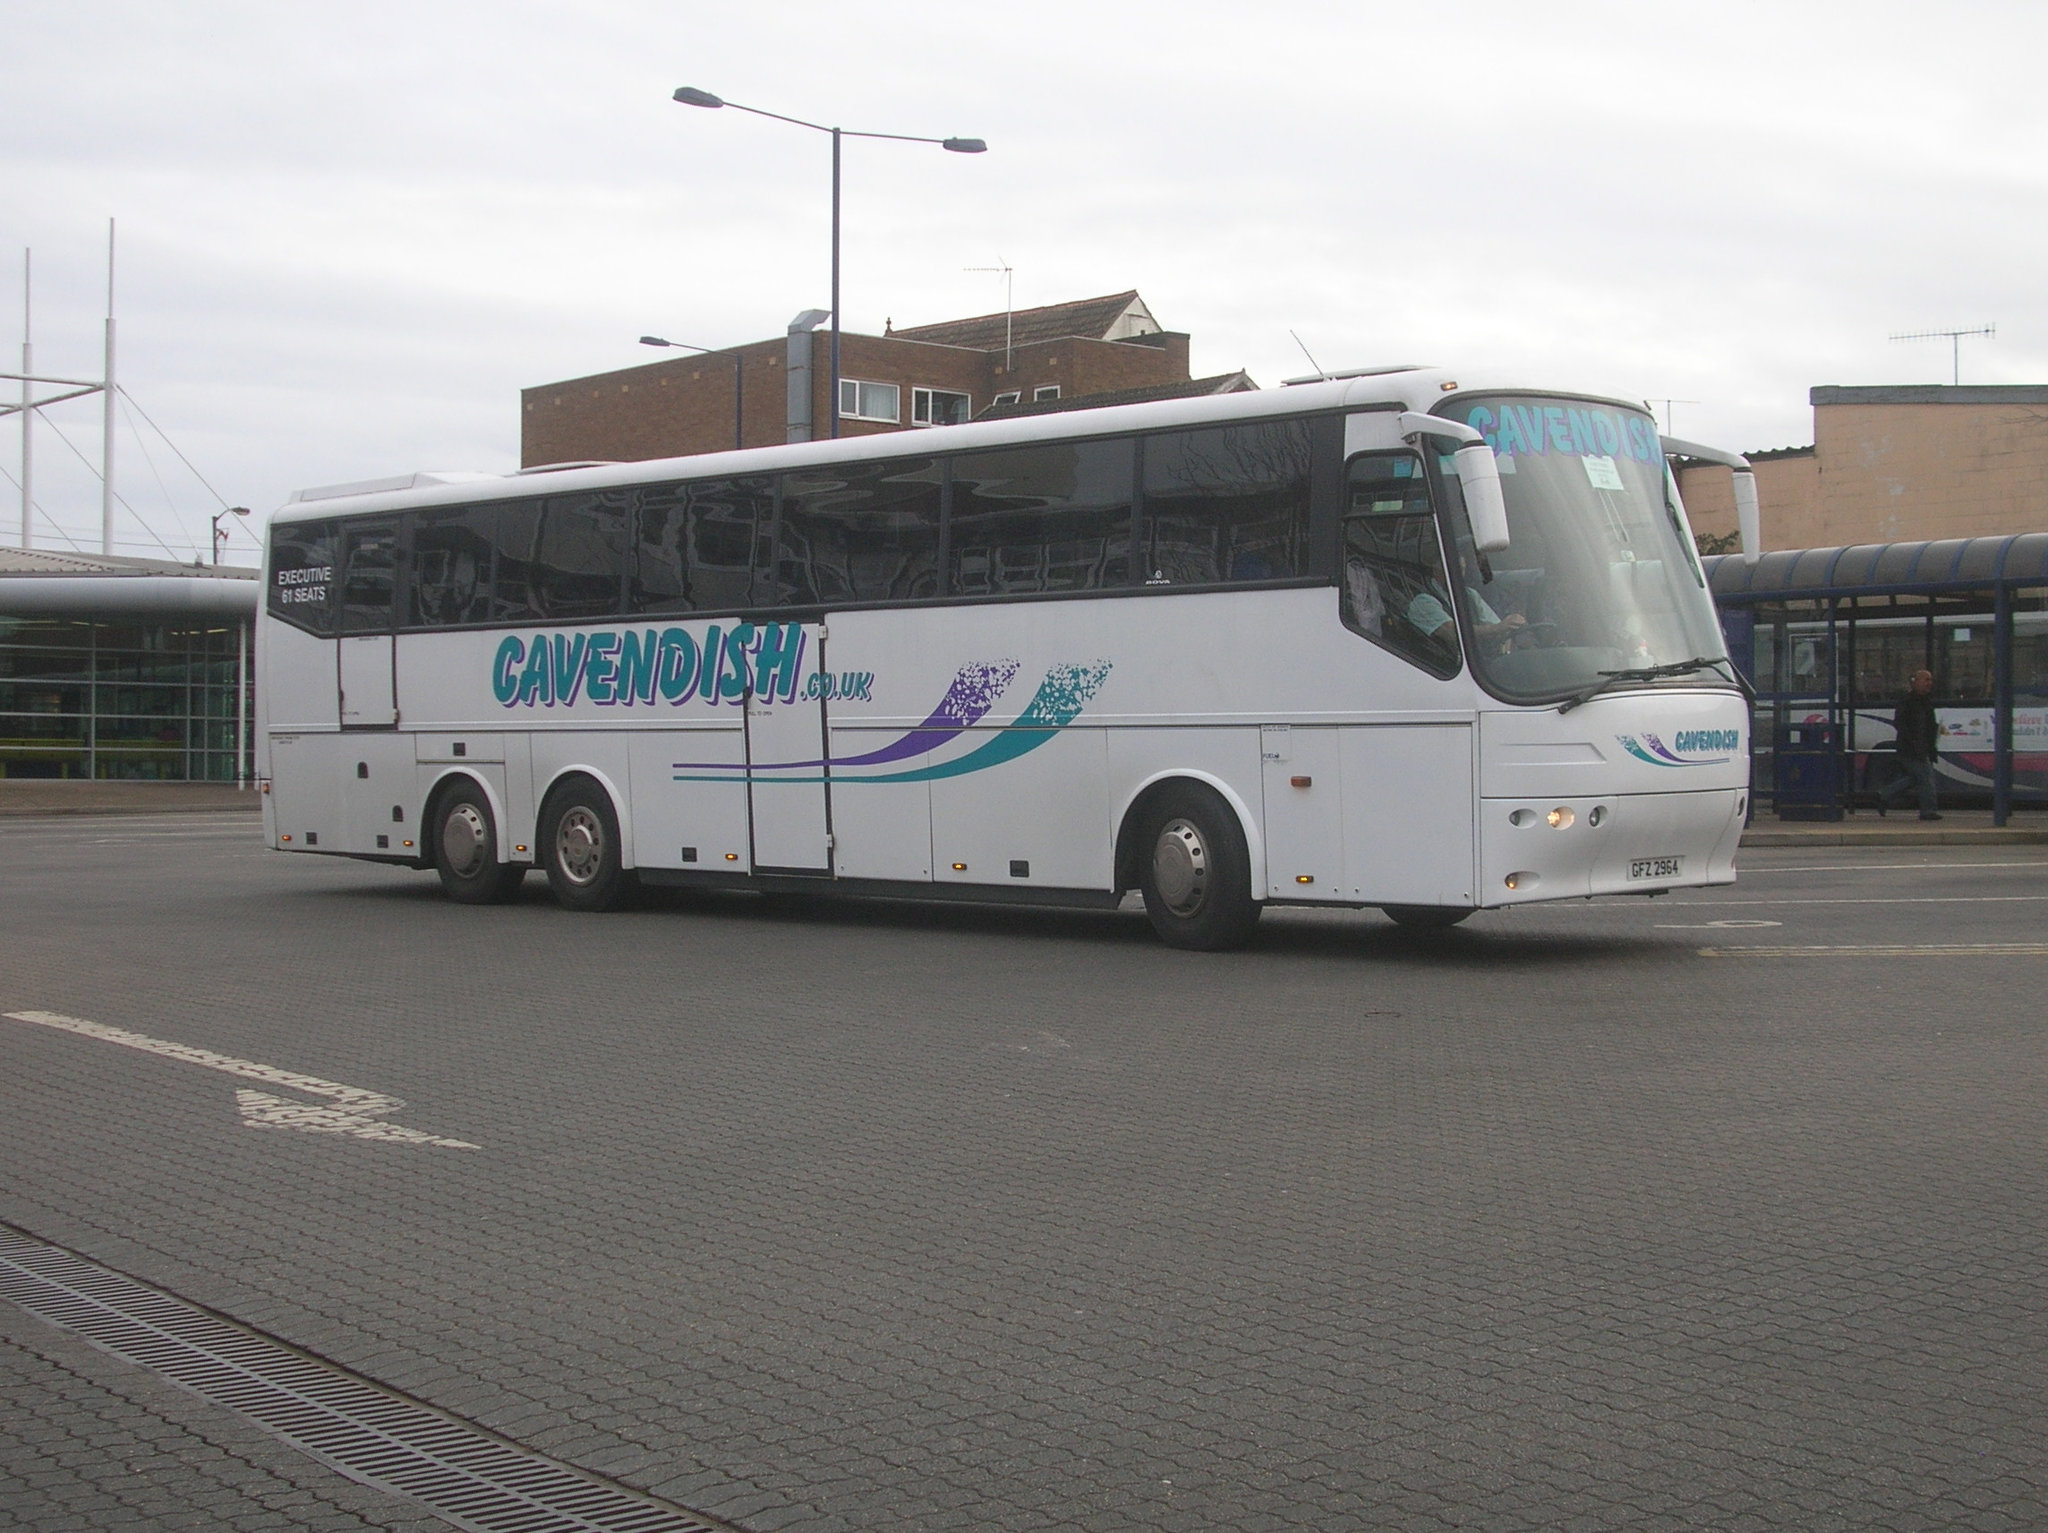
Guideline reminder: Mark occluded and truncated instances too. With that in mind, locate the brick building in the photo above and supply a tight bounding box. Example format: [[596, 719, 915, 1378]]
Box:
[[520, 291, 1253, 467], [1679, 385, 2048, 552]]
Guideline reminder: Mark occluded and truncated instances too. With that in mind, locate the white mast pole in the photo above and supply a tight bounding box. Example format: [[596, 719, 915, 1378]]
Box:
[[101, 218, 116, 556], [19, 249, 30, 550]]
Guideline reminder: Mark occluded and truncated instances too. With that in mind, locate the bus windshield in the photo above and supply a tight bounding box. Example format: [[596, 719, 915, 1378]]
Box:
[[1433, 394, 1728, 704]]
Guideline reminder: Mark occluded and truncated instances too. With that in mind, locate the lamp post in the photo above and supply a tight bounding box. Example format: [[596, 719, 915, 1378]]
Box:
[[211, 504, 249, 566], [639, 336, 745, 451], [671, 87, 986, 440]]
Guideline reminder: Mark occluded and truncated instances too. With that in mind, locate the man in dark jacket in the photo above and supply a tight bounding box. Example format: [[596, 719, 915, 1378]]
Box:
[[1878, 668, 1942, 820]]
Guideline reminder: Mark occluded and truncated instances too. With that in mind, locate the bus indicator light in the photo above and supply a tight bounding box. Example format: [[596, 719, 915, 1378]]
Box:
[[1295, 874, 1314, 884], [952, 862, 968, 871]]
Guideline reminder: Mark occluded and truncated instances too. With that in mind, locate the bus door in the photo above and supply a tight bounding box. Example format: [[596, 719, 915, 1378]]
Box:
[[337, 519, 399, 728], [744, 623, 832, 875]]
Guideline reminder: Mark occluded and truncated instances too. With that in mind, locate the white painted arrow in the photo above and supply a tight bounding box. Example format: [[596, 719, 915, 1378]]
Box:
[[4, 1010, 479, 1149]]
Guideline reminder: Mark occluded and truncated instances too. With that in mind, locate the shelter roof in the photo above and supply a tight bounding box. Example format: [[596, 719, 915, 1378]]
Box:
[[1704, 535, 2048, 599]]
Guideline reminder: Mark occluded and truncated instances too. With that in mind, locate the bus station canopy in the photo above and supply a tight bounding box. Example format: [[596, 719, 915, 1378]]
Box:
[[1704, 535, 2048, 601]]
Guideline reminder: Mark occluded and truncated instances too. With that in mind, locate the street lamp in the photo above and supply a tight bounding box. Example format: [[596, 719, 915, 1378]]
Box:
[[639, 336, 745, 451], [212, 504, 249, 566], [671, 86, 987, 440]]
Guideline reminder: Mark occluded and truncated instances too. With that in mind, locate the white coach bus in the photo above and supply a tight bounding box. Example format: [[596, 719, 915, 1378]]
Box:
[[258, 368, 1756, 949]]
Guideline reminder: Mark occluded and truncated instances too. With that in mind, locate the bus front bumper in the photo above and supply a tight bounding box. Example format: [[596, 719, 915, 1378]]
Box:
[[1476, 787, 1745, 906]]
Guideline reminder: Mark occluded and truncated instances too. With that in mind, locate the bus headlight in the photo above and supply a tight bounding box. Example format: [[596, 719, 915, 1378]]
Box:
[[1547, 806, 1575, 829]]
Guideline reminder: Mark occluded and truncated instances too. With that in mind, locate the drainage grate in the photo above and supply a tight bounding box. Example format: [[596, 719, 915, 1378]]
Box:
[[0, 1225, 726, 1533]]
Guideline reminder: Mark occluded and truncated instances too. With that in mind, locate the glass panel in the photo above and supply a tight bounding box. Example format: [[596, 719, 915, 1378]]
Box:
[[485, 502, 545, 624], [410, 505, 498, 627], [949, 439, 1134, 596], [533, 492, 628, 620], [338, 523, 399, 634], [1339, 454, 1460, 678], [630, 477, 772, 615], [0, 618, 92, 648], [1141, 421, 1312, 585], [0, 648, 93, 681], [1437, 397, 1729, 704], [267, 519, 339, 634], [778, 459, 941, 605]]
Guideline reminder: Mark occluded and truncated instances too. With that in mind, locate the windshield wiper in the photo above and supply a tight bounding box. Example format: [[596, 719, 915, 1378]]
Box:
[[1557, 656, 1748, 714]]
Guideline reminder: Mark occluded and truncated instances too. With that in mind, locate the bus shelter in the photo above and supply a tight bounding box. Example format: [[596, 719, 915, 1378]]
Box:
[[1703, 537, 2048, 825]]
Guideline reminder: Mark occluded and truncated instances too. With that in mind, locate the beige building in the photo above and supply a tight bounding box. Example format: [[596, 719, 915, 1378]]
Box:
[[1679, 385, 2048, 552]]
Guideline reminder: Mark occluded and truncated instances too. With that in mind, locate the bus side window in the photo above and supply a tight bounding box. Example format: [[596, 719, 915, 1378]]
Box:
[[267, 519, 340, 636], [629, 477, 773, 617], [1142, 421, 1312, 585], [536, 491, 630, 621], [777, 458, 941, 607], [338, 523, 400, 635], [410, 505, 496, 628], [486, 502, 545, 625], [948, 439, 1134, 597], [1341, 454, 1461, 678]]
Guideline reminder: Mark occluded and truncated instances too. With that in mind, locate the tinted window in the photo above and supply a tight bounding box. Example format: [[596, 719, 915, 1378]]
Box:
[[534, 491, 628, 620], [410, 506, 496, 627], [631, 477, 772, 615], [267, 520, 339, 634], [1340, 454, 1459, 677], [778, 459, 942, 606], [1142, 421, 1312, 584], [485, 502, 545, 624], [949, 439, 1134, 596], [338, 522, 399, 635]]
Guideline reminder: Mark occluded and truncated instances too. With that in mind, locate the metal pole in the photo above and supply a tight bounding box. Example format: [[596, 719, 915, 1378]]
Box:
[[237, 614, 249, 790], [101, 218, 115, 557], [1993, 583, 2013, 826], [20, 248, 31, 550], [829, 126, 840, 441]]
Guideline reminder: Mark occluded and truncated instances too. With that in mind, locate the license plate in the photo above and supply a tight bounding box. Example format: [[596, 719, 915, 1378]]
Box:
[[1629, 855, 1683, 881]]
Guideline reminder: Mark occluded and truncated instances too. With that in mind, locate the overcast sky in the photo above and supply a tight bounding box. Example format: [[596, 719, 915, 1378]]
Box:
[[6, 0, 2044, 562]]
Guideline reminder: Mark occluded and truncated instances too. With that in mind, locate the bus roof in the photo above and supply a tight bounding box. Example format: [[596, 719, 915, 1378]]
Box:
[[273, 367, 1659, 523]]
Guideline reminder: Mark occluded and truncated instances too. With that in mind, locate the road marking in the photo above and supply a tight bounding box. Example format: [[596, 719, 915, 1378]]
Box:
[[1699, 943, 2048, 959], [1741, 861, 2048, 874], [1655, 919, 1783, 929], [1621, 895, 2048, 908], [3, 1010, 479, 1149]]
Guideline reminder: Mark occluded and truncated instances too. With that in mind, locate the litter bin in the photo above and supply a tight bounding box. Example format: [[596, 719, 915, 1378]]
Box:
[[1774, 720, 1843, 821]]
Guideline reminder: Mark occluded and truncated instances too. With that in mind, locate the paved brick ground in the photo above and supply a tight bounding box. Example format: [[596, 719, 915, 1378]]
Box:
[[2, 815, 2046, 1530], [0, 1298, 448, 1531]]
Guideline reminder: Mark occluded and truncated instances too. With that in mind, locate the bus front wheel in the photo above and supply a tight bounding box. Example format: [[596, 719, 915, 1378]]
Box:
[[1138, 784, 1261, 951], [540, 779, 637, 912], [432, 783, 526, 905]]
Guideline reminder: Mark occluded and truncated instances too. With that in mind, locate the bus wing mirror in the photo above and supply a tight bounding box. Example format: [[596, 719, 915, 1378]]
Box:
[[1396, 412, 1510, 554], [1661, 434, 1759, 565], [1730, 470, 1761, 566], [1452, 444, 1512, 554]]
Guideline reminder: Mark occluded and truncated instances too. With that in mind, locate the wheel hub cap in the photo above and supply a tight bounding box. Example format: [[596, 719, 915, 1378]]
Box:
[[441, 805, 487, 877], [556, 807, 604, 886], [1153, 818, 1208, 917]]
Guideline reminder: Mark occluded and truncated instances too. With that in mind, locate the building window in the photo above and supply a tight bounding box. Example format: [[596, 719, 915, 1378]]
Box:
[[1033, 385, 1061, 402], [912, 387, 972, 427], [992, 391, 1021, 406], [838, 379, 901, 423]]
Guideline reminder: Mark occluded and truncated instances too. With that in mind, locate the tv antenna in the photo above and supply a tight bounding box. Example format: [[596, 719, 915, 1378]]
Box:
[[1889, 324, 1995, 385], [1289, 330, 1330, 380], [965, 259, 1014, 371], [1652, 398, 1700, 433]]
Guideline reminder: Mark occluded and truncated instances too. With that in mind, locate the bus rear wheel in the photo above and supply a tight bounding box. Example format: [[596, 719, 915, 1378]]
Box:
[[1138, 784, 1260, 951], [1382, 905, 1473, 930], [540, 779, 637, 912], [432, 784, 525, 905]]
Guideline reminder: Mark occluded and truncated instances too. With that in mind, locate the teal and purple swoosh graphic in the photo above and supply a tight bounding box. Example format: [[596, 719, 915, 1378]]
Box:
[[673, 659, 1111, 786], [1618, 732, 1732, 767]]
